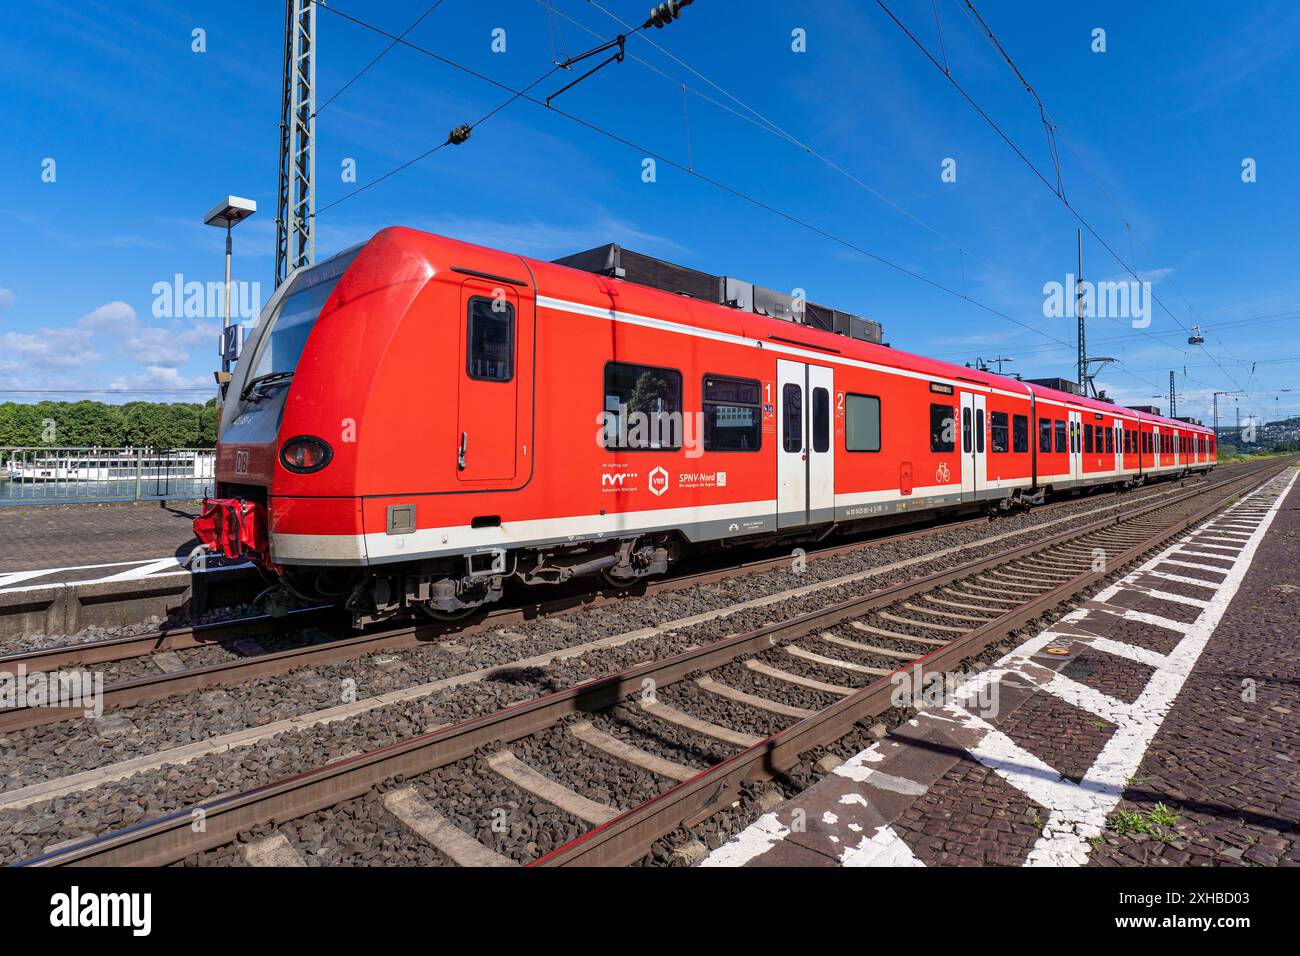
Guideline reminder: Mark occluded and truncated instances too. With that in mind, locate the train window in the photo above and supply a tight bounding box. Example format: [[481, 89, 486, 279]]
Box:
[[990, 411, 1009, 453], [1106, 428, 1114, 454], [964, 408, 973, 453], [1054, 419, 1066, 453], [812, 387, 830, 454], [976, 409, 985, 453], [466, 297, 514, 382], [782, 384, 803, 453], [1013, 415, 1028, 453], [845, 393, 881, 452], [930, 404, 955, 453], [1084, 423, 1094, 453], [702, 375, 761, 452], [1039, 417, 1051, 453], [602, 362, 683, 450], [243, 245, 362, 385]]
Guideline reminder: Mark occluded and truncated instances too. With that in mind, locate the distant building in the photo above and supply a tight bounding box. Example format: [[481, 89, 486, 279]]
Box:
[[1215, 415, 1300, 451]]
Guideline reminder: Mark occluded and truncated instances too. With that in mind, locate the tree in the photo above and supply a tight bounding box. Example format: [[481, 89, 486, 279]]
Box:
[[0, 400, 216, 449]]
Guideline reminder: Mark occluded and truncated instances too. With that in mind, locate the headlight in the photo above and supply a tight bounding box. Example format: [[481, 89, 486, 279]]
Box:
[[280, 436, 333, 473]]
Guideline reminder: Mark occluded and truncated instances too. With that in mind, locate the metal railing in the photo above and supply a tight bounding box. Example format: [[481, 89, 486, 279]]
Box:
[[0, 446, 216, 505]]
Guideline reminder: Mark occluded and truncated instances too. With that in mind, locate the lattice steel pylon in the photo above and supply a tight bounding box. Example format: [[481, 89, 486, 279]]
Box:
[[275, 0, 316, 289]]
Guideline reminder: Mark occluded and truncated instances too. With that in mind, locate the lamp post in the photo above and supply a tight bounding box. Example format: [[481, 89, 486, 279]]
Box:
[[203, 196, 257, 378]]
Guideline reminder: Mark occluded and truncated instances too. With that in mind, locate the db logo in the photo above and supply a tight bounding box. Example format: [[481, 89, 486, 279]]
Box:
[[234, 450, 250, 475], [648, 466, 669, 497]]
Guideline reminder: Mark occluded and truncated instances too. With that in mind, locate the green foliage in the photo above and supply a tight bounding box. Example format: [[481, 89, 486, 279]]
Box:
[[0, 400, 216, 448], [1108, 803, 1181, 839]]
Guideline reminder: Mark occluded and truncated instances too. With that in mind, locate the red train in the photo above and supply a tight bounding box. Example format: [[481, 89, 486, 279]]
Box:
[[196, 227, 1216, 624]]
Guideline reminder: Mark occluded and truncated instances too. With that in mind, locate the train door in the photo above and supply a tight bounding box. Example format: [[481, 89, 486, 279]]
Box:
[[1068, 410, 1083, 482], [1113, 420, 1123, 474], [959, 391, 986, 501], [1152, 425, 1161, 469], [456, 278, 526, 484], [776, 360, 835, 528], [1173, 430, 1181, 467]]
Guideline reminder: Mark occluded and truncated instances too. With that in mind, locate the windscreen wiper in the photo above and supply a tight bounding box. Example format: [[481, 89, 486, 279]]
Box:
[[240, 370, 294, 401]]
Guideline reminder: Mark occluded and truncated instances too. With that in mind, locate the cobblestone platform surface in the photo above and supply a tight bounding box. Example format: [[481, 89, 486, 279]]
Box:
[[0, 500, 203, 584], [1088, 472, 1300, 867], [704, 466, 1299, 868]]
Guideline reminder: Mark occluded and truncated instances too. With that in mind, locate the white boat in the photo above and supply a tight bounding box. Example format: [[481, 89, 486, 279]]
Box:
[[5, 450, 216, 483]]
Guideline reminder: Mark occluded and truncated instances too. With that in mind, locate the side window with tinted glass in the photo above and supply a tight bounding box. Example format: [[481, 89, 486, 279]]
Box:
[[930, 404, 955, 453], [846, 394, 881, 452], [467, 297, 514, 381], [812, 387, 830, 453], [783, 383, 803, 452], [703, 375, 761, 452]]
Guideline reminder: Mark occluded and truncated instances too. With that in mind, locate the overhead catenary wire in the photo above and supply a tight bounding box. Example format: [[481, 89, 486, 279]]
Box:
[[947, 0, 1252, 378], [314, 2, 1079, 357], [875, 0, 1245, 394], [313, 3, 1190, 404], [588, 0, 1262, 407], [315, 0, 449, 116]]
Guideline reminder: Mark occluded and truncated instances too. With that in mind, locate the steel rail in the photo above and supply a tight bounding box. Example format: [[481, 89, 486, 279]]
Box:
[[0, 472, 1207, 732], [535, 462, 1287, 865], [0, 605, 336, 673], [0, 463, 1222, 676], [20, 459, 1276, 867]]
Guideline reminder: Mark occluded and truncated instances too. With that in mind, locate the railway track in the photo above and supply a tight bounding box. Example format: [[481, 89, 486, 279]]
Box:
[[0, 467, 1229, 734], [20, 457, 1285, 867]]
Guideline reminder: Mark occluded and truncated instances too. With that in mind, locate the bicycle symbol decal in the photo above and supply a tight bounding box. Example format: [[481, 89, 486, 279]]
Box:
[[935, 462, 951, 483]]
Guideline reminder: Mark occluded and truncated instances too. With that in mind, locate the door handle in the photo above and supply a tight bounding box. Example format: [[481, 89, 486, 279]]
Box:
[[457, 432, 468, 471]]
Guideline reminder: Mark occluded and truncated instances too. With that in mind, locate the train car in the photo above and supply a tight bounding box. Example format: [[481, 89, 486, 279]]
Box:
[[194, 227, 1215, 624], [1132, 409, 1216, 478]]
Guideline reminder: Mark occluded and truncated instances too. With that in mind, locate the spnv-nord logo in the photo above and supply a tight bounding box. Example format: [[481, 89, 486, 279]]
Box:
[[648, 466, 669, 497]]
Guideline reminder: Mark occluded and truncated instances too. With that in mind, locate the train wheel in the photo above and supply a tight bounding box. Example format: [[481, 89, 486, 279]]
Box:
[[418, 604, 478, 622], [599, 570, 642, 591]]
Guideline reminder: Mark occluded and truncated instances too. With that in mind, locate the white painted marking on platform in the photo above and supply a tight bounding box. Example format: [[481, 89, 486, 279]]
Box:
[[839, 824, 927, 867], [1158, 558, 1232, 574], [1085, 636, 1168, 669], [702, 468, 1297, 870], [699, 812, 791, 867]]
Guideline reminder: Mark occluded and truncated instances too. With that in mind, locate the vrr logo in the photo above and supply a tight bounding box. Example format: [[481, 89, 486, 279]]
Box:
[[648, 466, 669, 497]]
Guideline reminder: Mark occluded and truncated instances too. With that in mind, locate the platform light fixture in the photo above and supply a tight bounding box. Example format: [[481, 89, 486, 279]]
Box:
[[204, 195, 257, 377]]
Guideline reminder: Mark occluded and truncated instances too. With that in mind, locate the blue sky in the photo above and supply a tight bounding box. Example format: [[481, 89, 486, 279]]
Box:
[[2, 0, 1297, 427]]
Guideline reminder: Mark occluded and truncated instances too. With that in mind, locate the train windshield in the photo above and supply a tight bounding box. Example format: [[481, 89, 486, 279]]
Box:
[[242, 245, 362, 392]]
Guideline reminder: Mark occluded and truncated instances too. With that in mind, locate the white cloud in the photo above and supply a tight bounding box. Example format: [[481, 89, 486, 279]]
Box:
[[0, 328, 100, 370], [78, 300, 138, 332], [108, 366, 212, 391], [122, 320, 217, 367]]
